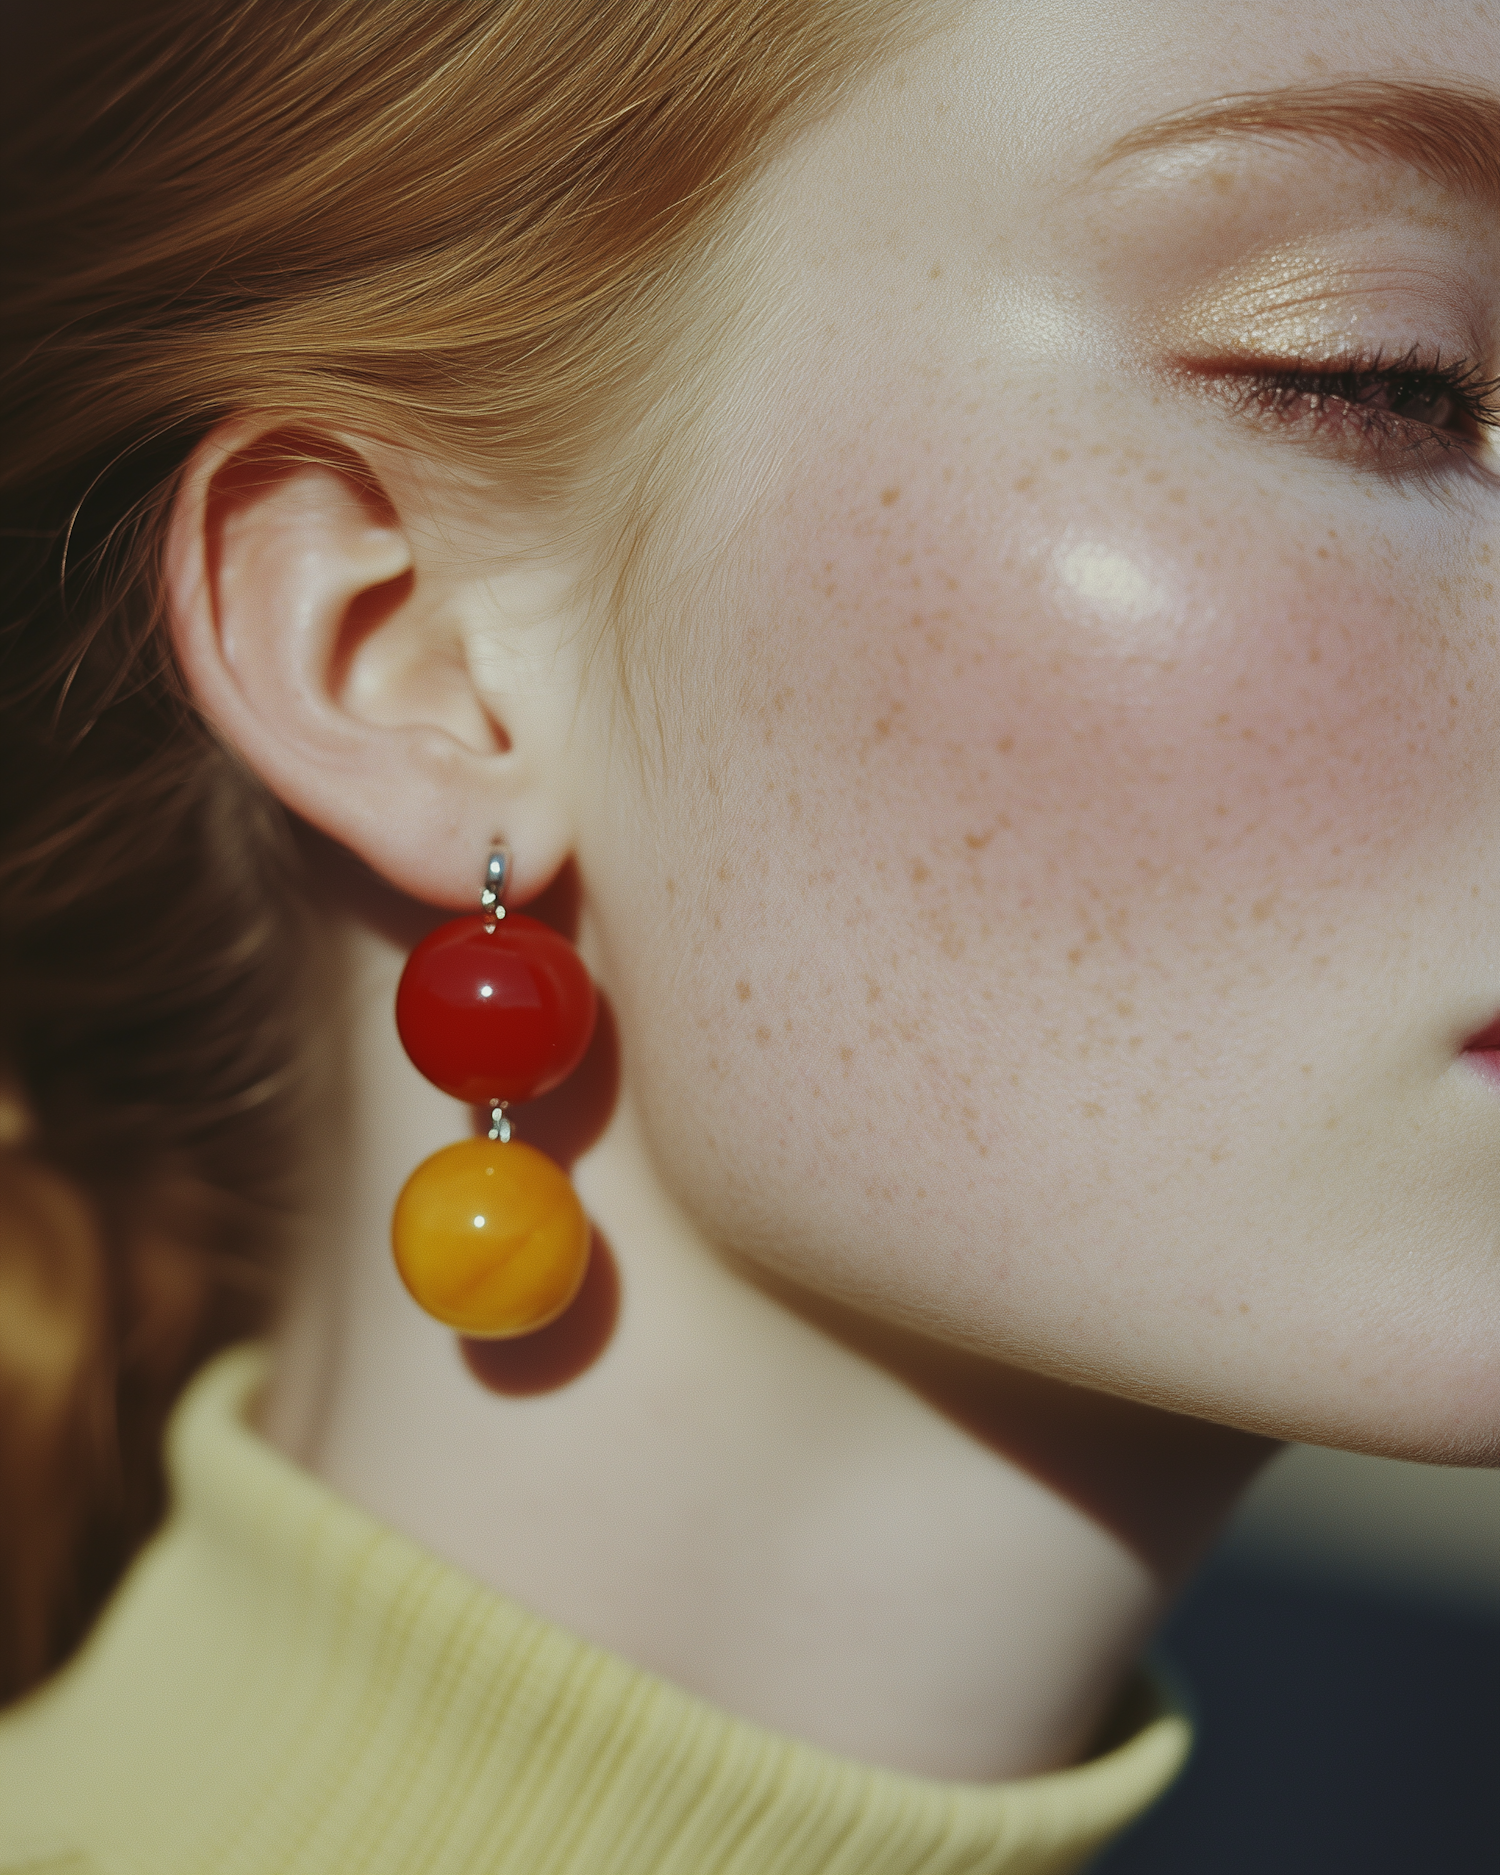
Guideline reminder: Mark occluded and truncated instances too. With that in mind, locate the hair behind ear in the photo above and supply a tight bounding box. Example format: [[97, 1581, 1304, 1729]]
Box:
[[0, 678, 329, 1705]]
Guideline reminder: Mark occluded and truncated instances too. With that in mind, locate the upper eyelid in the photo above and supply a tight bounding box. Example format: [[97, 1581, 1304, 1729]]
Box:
[[1242, 359, 1500, 429], [1165, 354, 1500, 498], [1171, 353, 1497, 420]]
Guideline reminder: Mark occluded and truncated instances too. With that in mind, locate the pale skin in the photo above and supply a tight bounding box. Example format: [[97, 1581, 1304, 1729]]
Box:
[[165, 0, 1500, 1783]]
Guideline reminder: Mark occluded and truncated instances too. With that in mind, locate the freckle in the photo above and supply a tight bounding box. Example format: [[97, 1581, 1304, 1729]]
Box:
[[964, 829, 994, 850], [840, 1045, 855, 1064], [929, 263, 942, 279], [736, 980, 752, 1002], [874, 717, 891, 739], [1052, 447, 1071, 463], [717, 862, 733, 882], [880, 486, 901, 506], [1239, 1301, 1250, 1314], [909, 859, 931, 884], [1013, 475, 1035, 494], [755, 1025, 772, 1045], [665, 878, 676, 897], [785, 1017, 794, 1033], [867, 981, 882, 1004], [1251, 897, 1275, 922], [1082, 1101, 1103, 1119], [1067, 947, 1083, 966], [995, 736, 1014, 755]]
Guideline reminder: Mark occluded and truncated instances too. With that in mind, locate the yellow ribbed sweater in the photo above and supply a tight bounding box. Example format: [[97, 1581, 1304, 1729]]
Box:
[[0, 1348, 1188, 1875]]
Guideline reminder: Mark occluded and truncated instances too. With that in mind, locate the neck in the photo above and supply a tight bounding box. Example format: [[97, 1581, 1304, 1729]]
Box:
[[262, 909, 1273, 1782]]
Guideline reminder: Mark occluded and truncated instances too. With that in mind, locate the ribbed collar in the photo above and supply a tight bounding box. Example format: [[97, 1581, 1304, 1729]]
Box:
[[1, 1347, 1188, 1875]]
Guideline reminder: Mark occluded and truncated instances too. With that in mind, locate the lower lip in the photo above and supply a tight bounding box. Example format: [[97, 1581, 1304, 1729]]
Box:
[[1466, 1049, 1500, 1087], [1462, 1017, 1500, 1084]]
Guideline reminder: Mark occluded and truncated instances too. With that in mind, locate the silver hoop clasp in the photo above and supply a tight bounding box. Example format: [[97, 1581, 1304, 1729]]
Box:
[[480, 843, 511, 931]]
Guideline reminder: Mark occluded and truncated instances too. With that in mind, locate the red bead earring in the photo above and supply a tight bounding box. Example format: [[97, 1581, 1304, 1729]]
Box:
[[391, 846, 597, 1338]]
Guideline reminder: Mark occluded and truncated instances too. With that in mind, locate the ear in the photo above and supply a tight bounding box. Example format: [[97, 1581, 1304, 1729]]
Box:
[[163, 419, 583, 907]]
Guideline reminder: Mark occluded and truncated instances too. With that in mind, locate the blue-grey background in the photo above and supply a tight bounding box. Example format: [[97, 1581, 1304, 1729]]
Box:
[[1095, 1447, 1500, 1873]]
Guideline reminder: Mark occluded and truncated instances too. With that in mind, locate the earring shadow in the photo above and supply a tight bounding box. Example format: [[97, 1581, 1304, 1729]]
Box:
[[460, 984, 623, 1395], [460, 1227, 620, 1396], [475, 989, 620, 1172], [521, 856, 583, 943]]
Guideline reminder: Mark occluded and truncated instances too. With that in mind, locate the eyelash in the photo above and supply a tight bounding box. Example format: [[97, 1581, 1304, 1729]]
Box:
[[1228, 347, 1500, 474]]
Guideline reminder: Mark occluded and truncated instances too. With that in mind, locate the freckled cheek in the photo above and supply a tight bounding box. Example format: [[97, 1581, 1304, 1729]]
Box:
[[746, 489, 1484, 925]]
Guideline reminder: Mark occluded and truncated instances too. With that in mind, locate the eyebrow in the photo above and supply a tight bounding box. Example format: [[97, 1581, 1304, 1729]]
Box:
[[1100, 78, 1500, 207]]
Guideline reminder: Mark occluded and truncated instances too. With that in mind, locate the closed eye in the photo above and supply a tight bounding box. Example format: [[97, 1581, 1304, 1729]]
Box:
[[1203, 347, 1500, 479]]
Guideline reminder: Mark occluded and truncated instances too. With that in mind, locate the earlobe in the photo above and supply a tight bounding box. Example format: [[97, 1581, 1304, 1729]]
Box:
[[164, 421, 578, 908]]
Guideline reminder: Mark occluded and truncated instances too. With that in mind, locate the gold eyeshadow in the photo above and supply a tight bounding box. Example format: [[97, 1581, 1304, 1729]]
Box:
[[1170, 244, 1484, 363]]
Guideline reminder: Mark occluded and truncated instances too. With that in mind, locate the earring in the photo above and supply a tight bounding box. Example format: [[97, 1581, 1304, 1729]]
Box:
[[391, 845, 597, 1338]]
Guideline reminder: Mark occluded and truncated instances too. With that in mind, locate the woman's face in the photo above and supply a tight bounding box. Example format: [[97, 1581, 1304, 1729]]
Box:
[[572, 0, 1500, 1462]]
